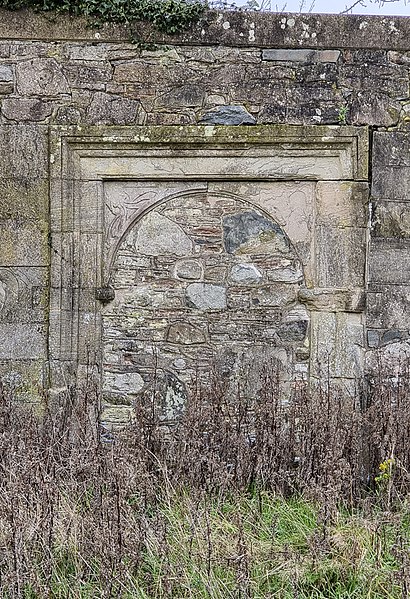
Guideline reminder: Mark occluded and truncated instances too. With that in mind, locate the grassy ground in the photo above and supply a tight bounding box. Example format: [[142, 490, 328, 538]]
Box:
[[18, 492, 410, 598], [1, 364, 410, 597]]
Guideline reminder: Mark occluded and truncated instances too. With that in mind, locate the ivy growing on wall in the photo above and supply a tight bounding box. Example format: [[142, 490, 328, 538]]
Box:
[[0, 0, 207, 35]]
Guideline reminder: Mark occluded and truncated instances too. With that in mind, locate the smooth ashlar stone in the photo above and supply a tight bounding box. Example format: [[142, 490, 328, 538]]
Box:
[[174, 259, 202, 280], [103, 371, 144, 395], [199, 105, 256, 125], [230, 263, 262, 284], [167, 321, 206, 345], [223, 211, 290, 255], [186, 283, 227, 310], [135, 211, 193, 257]]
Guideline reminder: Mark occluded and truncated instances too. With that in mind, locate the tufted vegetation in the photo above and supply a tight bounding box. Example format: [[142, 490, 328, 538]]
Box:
[[0, 0, 207, 34]]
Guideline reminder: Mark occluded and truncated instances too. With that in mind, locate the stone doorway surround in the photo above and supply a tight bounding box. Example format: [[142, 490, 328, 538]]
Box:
[[49, 124, 369, 397]]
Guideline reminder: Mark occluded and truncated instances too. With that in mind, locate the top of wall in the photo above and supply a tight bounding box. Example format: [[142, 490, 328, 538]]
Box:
[[1, 8, 410, 50]]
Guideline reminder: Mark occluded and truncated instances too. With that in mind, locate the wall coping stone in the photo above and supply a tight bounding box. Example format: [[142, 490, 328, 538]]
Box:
[[0, 9, 410, 50]]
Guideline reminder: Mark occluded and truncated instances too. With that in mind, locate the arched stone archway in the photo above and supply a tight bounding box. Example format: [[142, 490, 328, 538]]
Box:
[[101, 191, 309, 427]]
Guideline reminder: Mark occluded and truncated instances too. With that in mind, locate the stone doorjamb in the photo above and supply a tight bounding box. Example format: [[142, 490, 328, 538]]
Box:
[[48, 124, 369, 391]]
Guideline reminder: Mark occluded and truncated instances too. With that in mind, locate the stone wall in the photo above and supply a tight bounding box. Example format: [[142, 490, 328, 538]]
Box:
[[0, 9, 409, 417]]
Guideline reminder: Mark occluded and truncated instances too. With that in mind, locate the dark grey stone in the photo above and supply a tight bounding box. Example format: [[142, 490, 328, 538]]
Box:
[[367, 329, 380, 348], [199, 105, 256, 125], [381, 329, 409, 346], [277, 320, 308, 342], [223, 211, 288, 254], [372, 200, 410, 238]]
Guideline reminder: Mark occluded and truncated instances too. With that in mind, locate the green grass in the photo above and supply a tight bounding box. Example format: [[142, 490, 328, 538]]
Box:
[[15, 492, 410, 598]]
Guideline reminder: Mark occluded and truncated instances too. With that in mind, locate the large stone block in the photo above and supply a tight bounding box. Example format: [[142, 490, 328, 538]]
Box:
[[0, 220, 48, 267], [372, 132, 410, 199], [369, 239, 410, 284], [0, 267, 48, 324], [372, 166, 410, 201], [372, 200, 410, 238], [16, 58, 69, 96], [86, 92, 145, 125], [373, 131, 410, 168], [0, 323, 46, 360], [0, 179, 48, 222], [0, 125, 48, 179], [2, 97, 54, 122], [316, 226, 366, 288], [0, 359, 47, 402], [0, 64, 13, 81], [349, 91, 401, 127], [367, 283, 410, 330], [316, 181, 368, 227], [310, 311, 364, 379], [63, 62, 113, 90]]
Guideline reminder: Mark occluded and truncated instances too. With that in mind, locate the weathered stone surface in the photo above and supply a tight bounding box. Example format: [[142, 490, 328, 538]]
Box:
[[310, 312, 364, 379], [167, 322, 207, 344], [230, 263, 262, 284], [267, 265, 303, 283], [0, 323, 46, 359], [367, 283, 410, 329], [54, 105, 82, 124], [2, 98, 54, 122], [278, 307, 309, 342], [135, 212, 193, 257], [372, 132, 410, 169], [367, 328, 409, 348], [262, 49, 340, 62], [316, 182, 368, 228], [0, 125, 48, 179], [86, 92, 144, 125], [299, 288, 366, 313], [174, 259, 202, 280], [186, 283, 227, 311], [369, 240, 410, 285], [0, 64, 13, 81], [316, 226, 366, 288], [349, 91, 401, 127], [103, 371, 144, 397], [199, 105, 256, 125], [16, 58, 68, 96], [0, 220, 48, 266], [0, 82, 13, 94], [159, 371, 187, 422], [63, 62, 112, 90], [223, 211, 289, 255], [372, 200, 410, 238]]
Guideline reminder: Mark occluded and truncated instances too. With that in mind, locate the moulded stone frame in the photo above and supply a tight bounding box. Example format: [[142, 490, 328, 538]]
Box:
[[48, 124, 369, 390]]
